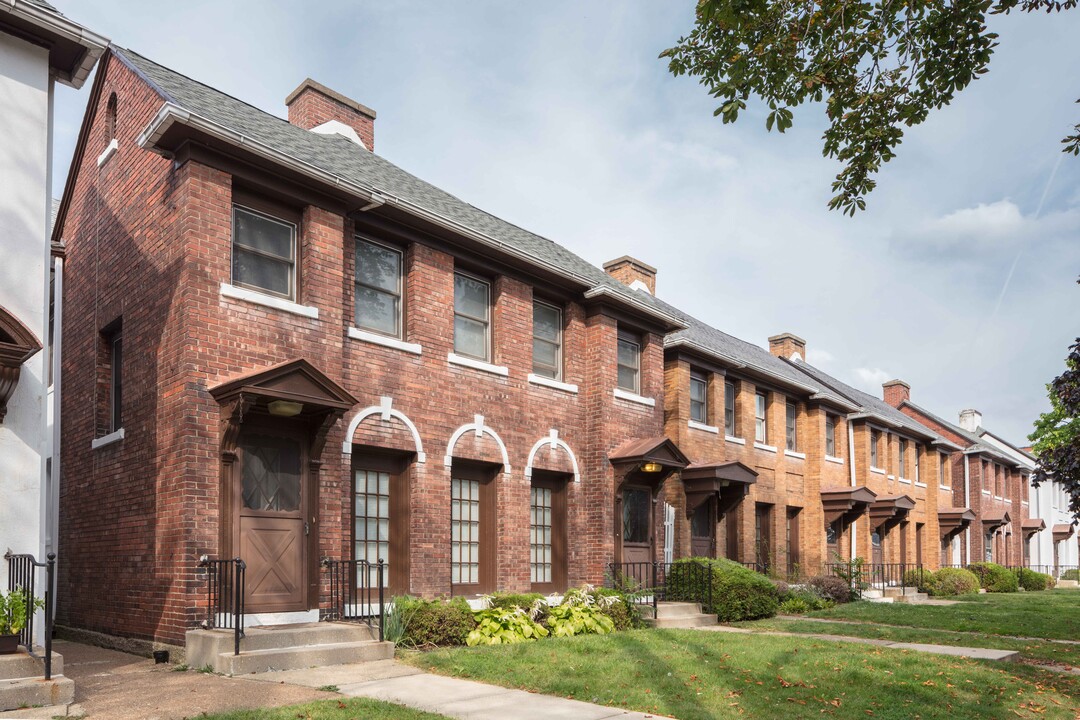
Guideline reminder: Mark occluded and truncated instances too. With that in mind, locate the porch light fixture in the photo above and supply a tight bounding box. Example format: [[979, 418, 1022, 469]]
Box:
[[268, 400, 304, 417], [641, 461, 663, 473]]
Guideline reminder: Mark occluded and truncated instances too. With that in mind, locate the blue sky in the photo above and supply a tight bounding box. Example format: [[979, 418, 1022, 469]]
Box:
[[51, 1, 1080, 443]]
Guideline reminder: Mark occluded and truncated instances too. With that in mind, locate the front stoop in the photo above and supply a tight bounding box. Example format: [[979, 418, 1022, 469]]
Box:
[[0, 650, 74, 713], [643, 602, 717, 629], [882, 587, 929, 603], [185, 622, 394, 675]]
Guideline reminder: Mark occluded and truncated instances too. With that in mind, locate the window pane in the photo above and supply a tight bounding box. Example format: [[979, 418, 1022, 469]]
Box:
[[690, 376, 707, 424], [235, 208, 294, 260], [533, 338, 558, 368], [355, 286, 400, 335], [533, 303, 560, 342], [454, 316, 488, 359], [241, 434, 302, 512], [622, 488, 650, 543], [233, 249, 291, 297], [617, 338, 639, 370], [454, 273, 489, 319], [617, 364, 638, 392], [356, 240, 400, 293]]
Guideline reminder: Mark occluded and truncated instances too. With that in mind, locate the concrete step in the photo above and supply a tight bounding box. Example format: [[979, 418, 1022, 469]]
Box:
[[646, 614, 717, 629], [882, 587, 919, 598], [861, 589, 884, 600], [215, 639, 395, 675], [654, 602, 705, 619], [0, 676, 74, 713], [866, 596, 895, 603], [0, 651, 62, 682], [187, 622, 377, 659], [895, 593, 929, 603]]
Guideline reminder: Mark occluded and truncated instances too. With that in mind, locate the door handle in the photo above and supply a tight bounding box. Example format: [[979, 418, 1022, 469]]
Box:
[[304, 521, 310, 536]]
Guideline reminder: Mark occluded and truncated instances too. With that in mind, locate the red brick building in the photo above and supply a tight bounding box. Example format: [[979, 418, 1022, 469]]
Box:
[[54, 48, 691, 647]]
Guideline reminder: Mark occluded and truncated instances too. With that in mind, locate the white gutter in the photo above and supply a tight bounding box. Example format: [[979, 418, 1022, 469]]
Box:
[[964, 455, 971, 565], [137, 103, 686, 331], [848, 420, 858, 560], [2, 0, 109, 88]]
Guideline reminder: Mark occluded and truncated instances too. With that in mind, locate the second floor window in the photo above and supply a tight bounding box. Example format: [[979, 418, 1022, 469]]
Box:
[[690, 372, 707, 424], [939, 452, 948, 486], [870, 430, 880, 468], [785, 400, 797, 451], [825, 414, 836, 456], [232, 205, 296, 300], [355, 238, 403, 337], [724, 381, 736, 435], [109, 330, 122, 432], [532, 301, 562, 380], [617, 330, 640, 393], [898, 438, 907, 477], [454, 272, 491, 360], [755, 391, 768, 444]]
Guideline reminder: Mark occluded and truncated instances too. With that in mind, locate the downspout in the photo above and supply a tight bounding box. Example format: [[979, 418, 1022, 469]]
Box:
[[963, 455, 971, 565], [848, 421, 858, 560]]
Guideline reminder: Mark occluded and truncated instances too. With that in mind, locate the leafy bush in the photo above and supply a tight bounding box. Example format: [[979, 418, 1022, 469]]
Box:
[[1014, 568, 1054, 591], [925, 568, 980, 597], [466, 607, 548, 646], [546, 603, 615, 637], [588, 587, 642, 630], [1061, 569, 1080, 581], [779, 597, 812, 615], [902, 568, 934, 593], [489, 592, 545, 612], [0, 587, 43, 635], [965, 562, 1019, 593], [394, 596, 476, 648], [772, 580, 790, 598], [807, 575, 853, 604], [779, 586, 834, 611], [667, 557, 778, 621]]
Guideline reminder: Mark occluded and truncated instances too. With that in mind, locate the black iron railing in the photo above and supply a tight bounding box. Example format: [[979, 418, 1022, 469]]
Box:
[[197, 557, 245, 656], [321, 558, 385, 641], [1020, 564, 1079, 580], [606, 561, 718, 615], [3, 551, 55, 680]]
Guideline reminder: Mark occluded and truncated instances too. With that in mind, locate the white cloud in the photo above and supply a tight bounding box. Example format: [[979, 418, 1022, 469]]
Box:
[[806, 348, 835, 366], [852, 368, 892, 393], [924, 199, 1025, 240]]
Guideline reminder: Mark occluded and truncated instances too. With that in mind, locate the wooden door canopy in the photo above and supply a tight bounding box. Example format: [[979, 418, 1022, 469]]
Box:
[[868, 494, 915, 531], [1021, 518, 1046, 537], [0, 305, 43, 423], [609, 437, 689, 491], [938, 507, 976, 539], [1053, 523, 1076, 541], [981, 511, 1011, 532], [210, 358, 358, 460], [682, 461, 757, 518], [820, 486, 877, 525]]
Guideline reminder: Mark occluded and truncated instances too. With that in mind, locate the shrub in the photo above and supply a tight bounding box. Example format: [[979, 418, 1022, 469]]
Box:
[[927, 568, 980, 597], [1014, 568, 1054, 592], [965, 562, 1019, 593], [667, 557, 778, 621], [588, 587, 642, 630], [772, 580, 790, 599], [807, 575, 853, 604], [903, 568, 934, 593], [779, 597, 812, 615], [394, 596, 476, 648], [466, 607, 548, 646], [1061, 569, 1080, 581], [489, 592, 545, 612], [546, 603, 615, 637]]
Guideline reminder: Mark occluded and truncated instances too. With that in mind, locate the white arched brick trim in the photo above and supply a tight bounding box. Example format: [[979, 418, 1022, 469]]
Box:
[[342, 396, 426, 463], [444, 415, 511, 474], [524, 429, 580, 483]]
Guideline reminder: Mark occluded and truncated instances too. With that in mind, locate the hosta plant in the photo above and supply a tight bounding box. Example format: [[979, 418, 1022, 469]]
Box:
[[465, 607, 548, 646], [545, 603, 615, 637]]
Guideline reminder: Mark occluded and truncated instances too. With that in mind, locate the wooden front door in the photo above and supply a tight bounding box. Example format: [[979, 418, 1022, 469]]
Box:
[[353, 453, 411, 595], [690, 498, 715, 558], [871, 530, 883, 565], [825, 521, 839, 561], [530, 473, 568, 593], [450, 462, 497, 596], [238, 430, 307, 613], [621, 486, 653, 565]]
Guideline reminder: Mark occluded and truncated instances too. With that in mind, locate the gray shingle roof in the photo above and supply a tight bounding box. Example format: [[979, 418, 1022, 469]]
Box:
[[899, 400, 1022, 465], [114, 46, 683, 325]]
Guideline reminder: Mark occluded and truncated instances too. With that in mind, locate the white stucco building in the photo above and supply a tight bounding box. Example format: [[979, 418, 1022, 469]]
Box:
[[0, 0, 106, 592]]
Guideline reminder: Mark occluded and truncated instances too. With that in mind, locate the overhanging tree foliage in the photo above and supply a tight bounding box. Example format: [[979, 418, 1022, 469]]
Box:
[[1029, 337, 1080, 519], [662, 0, 1080, 215]]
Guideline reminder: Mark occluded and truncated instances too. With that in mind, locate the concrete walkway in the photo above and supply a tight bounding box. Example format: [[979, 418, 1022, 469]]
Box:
[[696, 624, 1019, 661], [252, 660, 668, 719]]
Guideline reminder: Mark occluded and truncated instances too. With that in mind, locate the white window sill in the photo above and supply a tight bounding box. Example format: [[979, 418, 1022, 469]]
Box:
[[888, 474, 896, 481], [825, 455, 845, 465], [613, 388, 655, 407], [528, 374, 578, 394], [448, 353, 509, 377], [725, 435, 746, 446], [220, 283, 318, 319], [97, 138, 118, 168], [898, 477, 911, 485], [1021, 501, 1029, 506], [753, 442, 777, 453], [914, 481, 927, 488], [940, 485, 952, 491], [785, 450, 806, 460], [348, 327, 422, 355], [871, 467, 886, 475], [982, 490, 992, 495], [688, 420, 719, 434], [92, 427, 125, 449], [994, 496, 1004, 501]]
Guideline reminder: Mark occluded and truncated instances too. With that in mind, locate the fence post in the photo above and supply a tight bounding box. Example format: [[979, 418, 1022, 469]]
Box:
[[233, 558, 245, 656], [377, 559, 385, 642], [44, 553, 54, 680], [651, 562, 658, 616]]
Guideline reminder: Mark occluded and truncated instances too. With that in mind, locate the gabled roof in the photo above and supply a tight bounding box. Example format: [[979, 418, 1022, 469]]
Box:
[[0, 0, 107, 88], [977, 428, 1037, 470], [98, 47, 685, 332], [900, 400, 1022, 467]]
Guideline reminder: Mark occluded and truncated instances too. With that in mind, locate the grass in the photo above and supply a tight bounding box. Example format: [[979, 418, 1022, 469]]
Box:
[[803, 589, 1080, 640], [731, 617, 1080, 667], [193, 698, 450, 719], [404, 629, 1080, 720]]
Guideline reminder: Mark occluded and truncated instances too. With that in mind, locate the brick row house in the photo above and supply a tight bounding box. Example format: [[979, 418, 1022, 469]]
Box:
[[52, 45, 1064, 657]]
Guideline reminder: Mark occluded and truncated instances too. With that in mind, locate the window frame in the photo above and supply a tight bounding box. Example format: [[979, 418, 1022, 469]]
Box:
[[354, 236, 404, 338], [898, 438, 907, 478], [785, 399, 797, 452], [453, 270, 493, 362], [690, 371, 708, 425], [825, 414, 837, 457], [724, 381, 737, 436], [754, 391, 768, 444], [109, 330, 122, 432], [870, 429, 880, 468], [939, 452, 949, 487], [531, 299, 563, 381], [616, 329, 641, 394], [231, 203, 299, 301]]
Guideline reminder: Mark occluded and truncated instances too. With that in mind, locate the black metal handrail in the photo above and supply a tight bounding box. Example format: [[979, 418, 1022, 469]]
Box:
[[4, 551, 55, 679], [321, 558, 385, 641], [606, 562, 662, 615], [197, 557, 245, 655]]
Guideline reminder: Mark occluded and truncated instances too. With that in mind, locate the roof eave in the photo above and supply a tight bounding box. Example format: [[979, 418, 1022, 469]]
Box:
[[582, 286, 687, 331], [2, 1, 108, 88]]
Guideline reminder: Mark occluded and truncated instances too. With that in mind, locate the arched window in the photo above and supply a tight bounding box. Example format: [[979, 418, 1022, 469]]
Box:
[[105, 93, 118, 142]]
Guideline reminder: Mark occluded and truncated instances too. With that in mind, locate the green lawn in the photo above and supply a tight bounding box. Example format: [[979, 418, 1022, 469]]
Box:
[[194, 698, 449, 720], [731, 617, 1080, 667], [803, 589, 1080, 640], [404, 629, 1080, 720]]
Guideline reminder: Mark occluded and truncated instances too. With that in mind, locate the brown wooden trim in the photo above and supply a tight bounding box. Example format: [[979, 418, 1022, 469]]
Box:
[[529, 471, 569, 594], [352, 450, 412, 595], [450, 460, 499, 596]]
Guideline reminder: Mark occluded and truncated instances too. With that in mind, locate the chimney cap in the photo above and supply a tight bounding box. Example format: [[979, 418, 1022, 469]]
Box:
[[882, 379, 910, 390], [603, 255, 656, 274], [285, 78, 376, 119], [767, 332, 806, 346]]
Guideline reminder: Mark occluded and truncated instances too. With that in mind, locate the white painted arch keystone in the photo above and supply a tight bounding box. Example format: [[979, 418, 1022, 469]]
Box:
[[342, 396, 426, 463], [444, 415, 511, 473], [524, 429, 580, 483]]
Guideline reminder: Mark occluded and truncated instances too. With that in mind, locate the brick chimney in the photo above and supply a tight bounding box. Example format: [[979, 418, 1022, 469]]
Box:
[[768, 333, 806, 362], [286, 78, 376, 151], [958, 409, 982, 432], [882, 379, 910, 407], [603, 256, 657, 294]]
